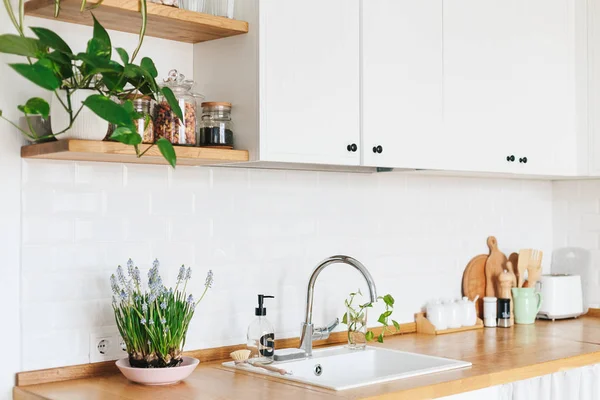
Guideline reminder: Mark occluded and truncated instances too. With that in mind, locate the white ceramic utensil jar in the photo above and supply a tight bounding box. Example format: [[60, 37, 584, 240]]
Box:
[[426, 301, 447, 330], [483, 297, 498, 327], [460, 296, 478, 327]]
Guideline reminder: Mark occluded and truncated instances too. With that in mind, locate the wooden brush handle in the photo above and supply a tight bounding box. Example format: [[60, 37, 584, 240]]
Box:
[[254, 363, 289, 375]]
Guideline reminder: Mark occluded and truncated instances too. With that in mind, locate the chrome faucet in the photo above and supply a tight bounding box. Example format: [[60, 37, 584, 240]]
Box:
[[299, 255, 378, 356]]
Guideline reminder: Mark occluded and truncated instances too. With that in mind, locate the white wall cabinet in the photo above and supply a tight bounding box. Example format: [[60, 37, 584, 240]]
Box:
[[259, 0, 360, 166], [362, 0, 445, 170], [443, 0, 579, 176], [195, 0, 587, 176]]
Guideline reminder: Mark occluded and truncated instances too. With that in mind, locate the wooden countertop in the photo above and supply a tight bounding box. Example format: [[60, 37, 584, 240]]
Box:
[[14, 317, 600, 400]]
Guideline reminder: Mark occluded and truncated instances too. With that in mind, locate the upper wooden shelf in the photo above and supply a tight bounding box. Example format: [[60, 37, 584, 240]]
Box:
[[21, 140, 249, 166], [24, 0, 249, 43]]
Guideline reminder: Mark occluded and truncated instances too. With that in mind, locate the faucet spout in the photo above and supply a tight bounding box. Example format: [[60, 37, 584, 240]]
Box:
[[299, 255, 378, 356]]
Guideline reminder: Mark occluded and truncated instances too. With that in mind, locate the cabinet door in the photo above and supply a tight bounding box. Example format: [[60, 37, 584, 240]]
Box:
[[259, 0, 360, 165], [444, 0, 517, 174], [444, 0, 578, 175], [514, 0, 577, 176], [362, 0, 444, 169]]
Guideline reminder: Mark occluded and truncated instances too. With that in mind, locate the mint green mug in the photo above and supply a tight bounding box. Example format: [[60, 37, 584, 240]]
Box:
[[512, 288, 543, 324]]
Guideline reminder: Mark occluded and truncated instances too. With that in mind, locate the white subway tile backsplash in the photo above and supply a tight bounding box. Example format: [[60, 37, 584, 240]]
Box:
[[20, 161, 558, 371]]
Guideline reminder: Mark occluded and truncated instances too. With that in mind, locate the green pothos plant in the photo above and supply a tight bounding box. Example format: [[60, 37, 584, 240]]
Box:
[[342, 289, 400, 344], [0, 0, 180, 167]]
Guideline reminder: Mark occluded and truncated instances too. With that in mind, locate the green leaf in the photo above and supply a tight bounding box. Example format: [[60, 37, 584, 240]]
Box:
[[110, 126, 142, 145], [90, 14, 111, 58], [392, 320, 400, 331], [341, 312, 347, 325], [161, 87, 183, 121], [157, 138, 177, 168], [115, 47, 129, 64], [382, 310, 393, 318], [83, 95, 135, 130], [377, 314, 387, 325], [46, 51, 74, 79], [140, 57, 157, 78], [383, 294, 395, 307], [9, 63, 61, 91], [17, 97, 50, 118], [365, 331, 374, 342], [0, 34, 43, 57], [377, 333, 384, 343], [30, 27, 72, 54]]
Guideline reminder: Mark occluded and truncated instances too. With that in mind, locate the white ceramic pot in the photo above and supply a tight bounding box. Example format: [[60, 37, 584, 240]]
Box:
[[116, 356, 199, 385], [51, 89, 109, 140]]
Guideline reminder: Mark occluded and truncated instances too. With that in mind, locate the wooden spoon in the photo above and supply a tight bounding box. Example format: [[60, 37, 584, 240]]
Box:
[[517, 249, 530, 288]]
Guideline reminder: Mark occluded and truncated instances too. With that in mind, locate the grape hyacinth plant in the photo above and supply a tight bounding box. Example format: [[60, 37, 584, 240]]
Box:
[[111, 259, 213, 368]]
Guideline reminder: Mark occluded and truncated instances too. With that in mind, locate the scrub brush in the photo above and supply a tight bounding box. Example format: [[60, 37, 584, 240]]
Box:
[[230, 350, 291, 375]]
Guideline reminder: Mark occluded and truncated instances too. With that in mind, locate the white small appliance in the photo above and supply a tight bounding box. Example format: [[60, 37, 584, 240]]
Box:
[[537, 274, 584, 320]]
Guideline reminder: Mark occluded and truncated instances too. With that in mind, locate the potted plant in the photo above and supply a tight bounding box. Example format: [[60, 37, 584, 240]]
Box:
[[342, 290, 400, 349], [0, 0, 180, 167], [110, 259, 213, 384]]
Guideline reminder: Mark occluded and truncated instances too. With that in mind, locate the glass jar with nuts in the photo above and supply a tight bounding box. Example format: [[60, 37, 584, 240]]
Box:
[[155, 69, 197, 146]]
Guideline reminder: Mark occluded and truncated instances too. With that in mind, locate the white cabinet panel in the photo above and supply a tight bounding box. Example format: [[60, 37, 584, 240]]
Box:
[[362, 0, 444, 169], [259, 0, 360, 165], [443, 0, 520, 174], [443, 0, 577, 176]]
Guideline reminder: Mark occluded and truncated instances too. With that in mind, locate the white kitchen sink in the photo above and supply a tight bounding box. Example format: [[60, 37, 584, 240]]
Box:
[[223, 346, 471, 391]]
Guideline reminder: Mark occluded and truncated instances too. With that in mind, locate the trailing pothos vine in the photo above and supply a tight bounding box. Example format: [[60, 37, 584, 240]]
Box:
[[0, 0, 179, 167], [342, 289, 400, 344]]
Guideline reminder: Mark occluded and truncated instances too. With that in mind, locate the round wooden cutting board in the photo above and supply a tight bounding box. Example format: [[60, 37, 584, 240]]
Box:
[[462, 254, 488, 318]]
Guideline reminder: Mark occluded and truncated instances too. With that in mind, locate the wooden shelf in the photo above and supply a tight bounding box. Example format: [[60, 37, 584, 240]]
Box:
[[21, 140, 249, 166], [24, 0, 249, 44]]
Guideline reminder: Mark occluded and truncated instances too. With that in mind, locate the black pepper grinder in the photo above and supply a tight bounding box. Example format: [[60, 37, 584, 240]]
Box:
[[497, 298, 511, 328]]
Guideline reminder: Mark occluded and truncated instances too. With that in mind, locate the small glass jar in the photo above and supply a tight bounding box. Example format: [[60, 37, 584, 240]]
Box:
[[154, 70, 197, 146], [123, 94, 154, 144], [199, 102, 234, 148], [205, 0, 234, 18]]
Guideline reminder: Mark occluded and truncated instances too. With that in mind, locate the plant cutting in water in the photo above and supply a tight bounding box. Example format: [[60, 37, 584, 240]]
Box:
[[111, 259, 213, 368], [342, 290, 400, 345], [0, 0, 180, 167]]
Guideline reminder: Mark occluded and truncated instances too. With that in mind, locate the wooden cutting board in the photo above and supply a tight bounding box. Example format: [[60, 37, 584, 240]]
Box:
[[462, 254, 488, 318], [485, 236, 507, 297]]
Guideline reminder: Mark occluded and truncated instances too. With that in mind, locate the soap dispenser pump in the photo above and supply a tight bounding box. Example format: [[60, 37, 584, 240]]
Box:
[[247, 294, 275, 364]]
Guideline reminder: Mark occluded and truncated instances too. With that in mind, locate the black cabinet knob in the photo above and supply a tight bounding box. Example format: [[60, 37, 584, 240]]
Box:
[[347, 143, 357, 152], [519, 157, 528, 164], [506, 155, 515, 162], [372, 145, 383, 154]]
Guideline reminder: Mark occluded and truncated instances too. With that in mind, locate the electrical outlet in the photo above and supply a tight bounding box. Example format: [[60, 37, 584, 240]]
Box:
[[89, 328, 127, 363]]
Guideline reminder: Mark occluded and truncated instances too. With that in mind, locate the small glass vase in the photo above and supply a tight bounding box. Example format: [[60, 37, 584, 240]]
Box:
[[346, 306, 368, 350]]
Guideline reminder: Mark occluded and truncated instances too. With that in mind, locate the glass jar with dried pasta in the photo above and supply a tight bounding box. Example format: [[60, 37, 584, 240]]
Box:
[[154, 70, 197, 146]]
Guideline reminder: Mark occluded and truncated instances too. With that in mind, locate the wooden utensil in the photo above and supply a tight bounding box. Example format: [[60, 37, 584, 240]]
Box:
[[485, 236, 507, 297], [517, 249, 530, 288], [462, 254, 488, 318], [526, 249, 543, 288]]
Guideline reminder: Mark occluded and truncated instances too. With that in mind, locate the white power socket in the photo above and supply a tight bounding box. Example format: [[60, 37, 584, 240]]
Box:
[[89, 328, 127, 363]]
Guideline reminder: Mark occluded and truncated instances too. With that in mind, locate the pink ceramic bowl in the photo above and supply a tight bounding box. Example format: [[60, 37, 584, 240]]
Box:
[[116, 356, 199, 385]]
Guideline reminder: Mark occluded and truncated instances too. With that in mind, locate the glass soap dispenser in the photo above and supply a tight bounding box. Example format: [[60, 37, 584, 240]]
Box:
[[247, 294, 275, 364]]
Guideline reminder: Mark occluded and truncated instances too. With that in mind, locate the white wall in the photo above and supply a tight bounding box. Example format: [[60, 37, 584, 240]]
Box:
[[0, 9, 193, 399], [19, 164, 553, 371], [553, 180, 600, 307]]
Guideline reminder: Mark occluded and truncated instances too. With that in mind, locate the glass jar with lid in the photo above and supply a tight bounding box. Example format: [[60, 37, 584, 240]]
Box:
[[198, 102, 234, 148], [122, 93, 154, 144], [154, 69, 197, 146]]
